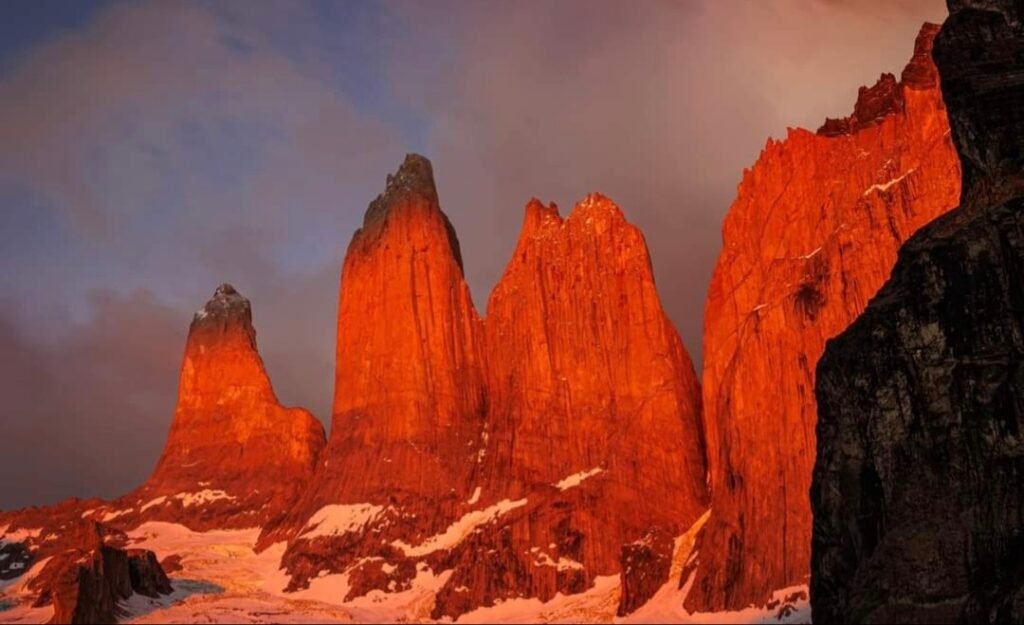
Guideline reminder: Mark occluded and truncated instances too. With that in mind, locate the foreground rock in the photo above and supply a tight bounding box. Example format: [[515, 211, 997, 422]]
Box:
[[689, 22, 962, 612], [115, 283, 326, 531], [0, 500, 171, 624], [813, 2, 1024, 622]]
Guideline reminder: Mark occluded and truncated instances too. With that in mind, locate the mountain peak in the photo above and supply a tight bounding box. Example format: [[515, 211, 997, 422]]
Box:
[[192, 282, 251, 330], [817, 22, 941, 136], [364, 153, 438, 229]]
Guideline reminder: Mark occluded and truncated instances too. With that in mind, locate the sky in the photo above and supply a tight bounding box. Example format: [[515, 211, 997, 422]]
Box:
[[0, 0, 947, 509]]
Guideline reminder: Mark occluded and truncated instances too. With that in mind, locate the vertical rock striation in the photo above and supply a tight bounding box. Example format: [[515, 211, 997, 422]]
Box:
[[433, 195, 707, 617], [483, 196, 706, 514], [691, 23, 961, 612], [323, 153, 487, 505], [813, 2, 1024, 622], [267, 157, 707, 619], [268, 154, 489, 594]]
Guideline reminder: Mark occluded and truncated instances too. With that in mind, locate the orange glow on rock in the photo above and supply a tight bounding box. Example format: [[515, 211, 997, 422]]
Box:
[[688, 23, 962, 612]]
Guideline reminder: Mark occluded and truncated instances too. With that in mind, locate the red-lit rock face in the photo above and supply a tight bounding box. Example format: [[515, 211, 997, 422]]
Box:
[[126, 283, 326, 530], [484, 195, 706, 509], [263, 154, 489, 592], [688, 23, 961, 612], [279, 153, 487, 523], [324, 154, 487, 506], [266, 156, 706, 619], [458, 194, 707, 612]]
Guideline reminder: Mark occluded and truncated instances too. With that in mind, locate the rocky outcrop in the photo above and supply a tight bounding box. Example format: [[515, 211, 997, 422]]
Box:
[[124, 283, 326, 530], [813, 2, 1024, 622], [319, 153, 487, 506], [35, 527, 172, 624], [448, 195, 707, 616], [265, 154, 488, 593], [264, 157, 707, 619], [0, 500, 171, 624], [690, 23, 962, 612], [483, 197, 706, 511], [618, 526, 676, 616]]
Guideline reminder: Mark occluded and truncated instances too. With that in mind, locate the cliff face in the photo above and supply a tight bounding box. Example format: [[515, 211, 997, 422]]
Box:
[[266, 154, 490, 601], [437, 195, 707, 616], [813, 2, 1024, 623], [690, 23, 962, 612], [129, 283, 326, 530], [266, 157, 707, 619], [483, 196, 706, 511], [323, 153, 487, 505]]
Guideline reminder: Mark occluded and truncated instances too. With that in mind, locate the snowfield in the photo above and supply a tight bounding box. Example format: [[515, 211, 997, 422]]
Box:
[[0, 513, 810, 624]]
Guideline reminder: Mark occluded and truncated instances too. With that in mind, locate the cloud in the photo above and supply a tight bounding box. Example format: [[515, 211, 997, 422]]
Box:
[[0, 2, 403, 239], [0, 0, 949, 508], [0, 291, 183, 509], [0, 1, 405, 508], [385, 0, 948, 358]]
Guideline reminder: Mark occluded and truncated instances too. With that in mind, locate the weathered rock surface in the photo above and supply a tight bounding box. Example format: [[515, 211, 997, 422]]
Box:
[[618, 526, 676, 616], [265, 154, 489, 597], [690, 23, 962, 612], [813, 2, 1024, 622], [0, 499, 171, 624], [265, 156, 707, 619], [453, 195, 707, 616], [124, 283, 326, 530]]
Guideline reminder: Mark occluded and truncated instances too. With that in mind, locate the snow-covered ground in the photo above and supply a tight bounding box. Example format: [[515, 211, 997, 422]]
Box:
[[0, 557, 56, 623], [0, 514, 810, 624]]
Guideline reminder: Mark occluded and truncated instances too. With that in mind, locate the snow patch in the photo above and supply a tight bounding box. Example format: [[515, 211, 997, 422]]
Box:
[[141, 497, 168, 513], [177, 490, 235, 508], [0, 527, 40, 545], [467, 487, 482, 505], [531, 548, 585, 571], [391, 498, 527, 557], [454, 574, 620, 623], [0, 556, 56, 623], [101, 509, 132, 522], [301, 504, 386, 540], [554, 467, 605, 491], [84, 511, 807, 624]]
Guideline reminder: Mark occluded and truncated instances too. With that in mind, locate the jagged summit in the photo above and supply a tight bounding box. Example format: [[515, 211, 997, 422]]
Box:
[[192, 282, 252, 328], [126, 282, 325, 531], [818, 23, 942, 136], [351, 153, 465, 272], [901, 22, 942, 88], [364, 153, 439, 228]]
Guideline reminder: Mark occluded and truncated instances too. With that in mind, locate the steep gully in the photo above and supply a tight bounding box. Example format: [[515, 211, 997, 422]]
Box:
[[0, 18, 964, 624]]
